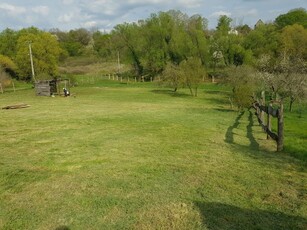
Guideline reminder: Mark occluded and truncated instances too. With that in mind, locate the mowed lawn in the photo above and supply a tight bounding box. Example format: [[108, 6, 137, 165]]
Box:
[[0, 82, 306, 229]]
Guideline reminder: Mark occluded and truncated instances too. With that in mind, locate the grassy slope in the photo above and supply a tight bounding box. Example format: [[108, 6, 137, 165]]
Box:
[[0, 81, 306, 229]]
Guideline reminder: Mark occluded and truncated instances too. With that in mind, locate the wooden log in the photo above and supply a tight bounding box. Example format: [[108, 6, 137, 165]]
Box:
[[2, 104, 30, 109], [257, 104, 278, 118]]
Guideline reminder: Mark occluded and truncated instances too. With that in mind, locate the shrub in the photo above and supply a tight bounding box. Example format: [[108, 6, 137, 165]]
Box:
[[0, 54, 18, 78], [225, 65, 260, 109], [0, 67, 12, 87]]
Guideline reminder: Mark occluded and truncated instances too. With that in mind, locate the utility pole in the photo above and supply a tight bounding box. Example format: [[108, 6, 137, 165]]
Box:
[[28, 42, 37, 83]]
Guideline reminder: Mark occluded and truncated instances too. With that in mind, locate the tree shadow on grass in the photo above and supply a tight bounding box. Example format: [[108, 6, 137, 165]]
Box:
[[247, 110, 260, 150], [195, 202, 307, 230], [55, 226, 70, 230], [225, 110, 259, 150], [151, 89, 191, 98], [224, 110, 307, 172], [214, 108, 235, 113], [203, 90, 222, 94], [225, 110, 245, 144]]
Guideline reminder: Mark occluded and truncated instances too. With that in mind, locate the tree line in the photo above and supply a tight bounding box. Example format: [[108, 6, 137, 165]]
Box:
[[0, 8, 306, 109]]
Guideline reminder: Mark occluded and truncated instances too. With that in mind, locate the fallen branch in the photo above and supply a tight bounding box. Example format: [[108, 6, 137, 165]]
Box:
[[2, 104, 30, 109]]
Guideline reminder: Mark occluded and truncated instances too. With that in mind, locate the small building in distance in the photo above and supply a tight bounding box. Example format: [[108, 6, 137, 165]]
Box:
[[35, 80, 57, 96]]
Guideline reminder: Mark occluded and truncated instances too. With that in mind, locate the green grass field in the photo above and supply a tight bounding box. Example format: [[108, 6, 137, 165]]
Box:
[[0, 80, 306, 229]]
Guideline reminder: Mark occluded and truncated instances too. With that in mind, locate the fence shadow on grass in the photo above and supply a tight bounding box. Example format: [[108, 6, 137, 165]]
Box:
[[195, 202, 307, 230]]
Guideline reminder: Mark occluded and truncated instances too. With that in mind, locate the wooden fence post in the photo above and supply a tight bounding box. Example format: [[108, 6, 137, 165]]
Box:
[[253, 99, 284, 152], [261, 91, 265, 124], [277, 103, 284, 152]]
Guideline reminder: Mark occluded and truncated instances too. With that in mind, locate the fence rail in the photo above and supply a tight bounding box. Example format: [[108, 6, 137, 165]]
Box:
[[252, 92, 284, 152]]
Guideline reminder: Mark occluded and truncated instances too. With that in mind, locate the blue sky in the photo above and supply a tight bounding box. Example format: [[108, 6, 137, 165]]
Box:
[[0, 0, 306, 31]]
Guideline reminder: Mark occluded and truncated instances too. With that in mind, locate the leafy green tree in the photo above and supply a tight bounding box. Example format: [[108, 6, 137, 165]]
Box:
[[226, 65, 259, 109], [0, 55, 18, 78], [186, 14, 210, 66], [216, 15, 232, 36], [112, 22, 145, 78], [161, 57, 206, 96], [0, 66, 12, 88], [275, 8, 307, 29], [279, 24, 307, 60], [69, 28, 92, 46], [0, 28, 19, 58], [161, 62, 183, 92], [168, 21, 192, 64], [144, 10, 189, 66], [274, 24, 307, 111], [109, 10, 210, 80], [140, 12, 172, 77], [212, 16, 251, 68], [92, 31, 114, 60], [243, 23, 279, 58], [180, 57, 206, 97], [15, 29, 62, 81], [235, 24, 252, 35], [51, 28, 92, 56]]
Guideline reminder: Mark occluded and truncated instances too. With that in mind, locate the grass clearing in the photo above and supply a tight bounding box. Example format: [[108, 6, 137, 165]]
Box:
[[0, 81, 306, 229]]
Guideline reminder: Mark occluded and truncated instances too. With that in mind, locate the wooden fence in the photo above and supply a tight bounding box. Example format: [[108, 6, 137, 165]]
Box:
[[252, 92, 284, 152]]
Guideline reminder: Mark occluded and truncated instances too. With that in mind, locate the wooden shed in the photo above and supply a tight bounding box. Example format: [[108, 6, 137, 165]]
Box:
[[35, 80, 57, 96]]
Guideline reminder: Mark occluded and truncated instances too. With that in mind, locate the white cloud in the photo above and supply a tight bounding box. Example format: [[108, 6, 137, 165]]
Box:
[[32, 6, 49, 15], [178, 0, 202, 8], [210, 11, 232, 18], [245, 9, 258, 17], [0, 3, 26, 15], [62, 0, 75, 4], [58, 12, 75, 23], [80, 0, 120, 16], [127, 0, 165, 4], [0, 0, 304, 31], [81, 20, 98, 28]]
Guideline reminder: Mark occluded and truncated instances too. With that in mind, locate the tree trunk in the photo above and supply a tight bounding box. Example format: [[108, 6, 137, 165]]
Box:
[[289, 96, 295, 112], [189, 87, 193, 96]]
